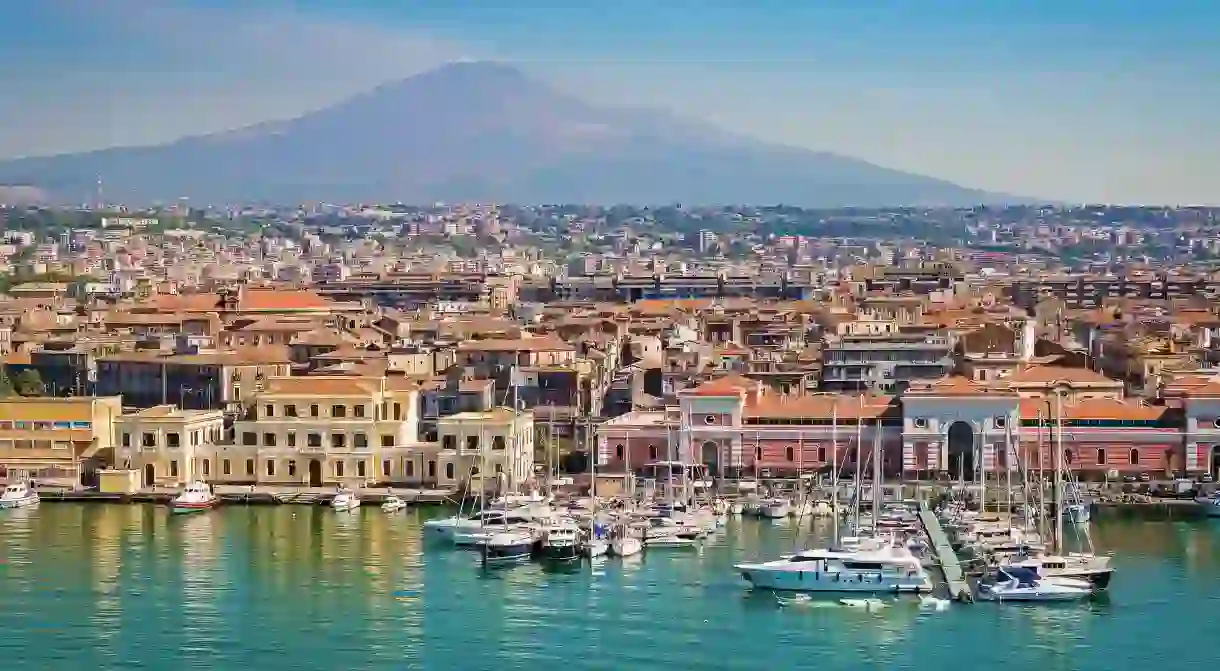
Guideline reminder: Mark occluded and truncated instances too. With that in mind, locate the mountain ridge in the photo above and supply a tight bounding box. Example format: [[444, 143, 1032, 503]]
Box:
[[0, 61, 1029, 206]]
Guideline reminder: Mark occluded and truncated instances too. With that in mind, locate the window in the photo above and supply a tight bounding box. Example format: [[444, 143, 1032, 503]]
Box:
[[202, 459, 210, 476], [287, 432, 297, 447], [354, 405, 366, 418], [381, 435, 394, 448], [264, 433, 276, 447], [648, 445, 658, 460], [142, 432, 156, 447], [382, 460, 391, 477], [913, 418, 928, 429], [445, 462, 455, 479], [1096, 448, 1105, 465], [354, 433, 368, 449], [310, 404, 319, 418], [332, 434, 346, 448], [223, 459, 231, 475], [466, 436, 479, 452], [615, 444, 624, 460], [471, 465, 480, 476], [428, 461, 436, 478], [704, 415, 718, 425], [332, 405, 346, 418], [169, 460, 179, 477], [242, 432, 257, 446], [406, 460, 415, 477], [994, 416, 1007, 429], [755, 446, 762, 460], [1064, 449, 1074, 465], [1213, 417, 1220, 429], [495, 463, 503, 474], [266, 460, 276, 476], [443, 435, 456, 451], [393, 403, 402, 420], [288, 460, 297, 477], [1129, 448, 1140, 465], [285, 405, 298, 418], [335, 461, 345, 477], [357, 460, 366, 478], [786, 447, 794, 462], [307, 433, 322, 448], [493, 436, 506, 450], [121, 433, 131, 448], [246, 459, 255, 475], [264, 404, 275, 418]]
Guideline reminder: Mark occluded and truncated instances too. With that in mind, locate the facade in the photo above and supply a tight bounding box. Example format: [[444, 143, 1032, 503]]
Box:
[[0, 396, 123, 485], [431, 408, 535, 490], [820, 332, 955, 394], [96, 350, 293, 411], [114, 405, 226, 486]]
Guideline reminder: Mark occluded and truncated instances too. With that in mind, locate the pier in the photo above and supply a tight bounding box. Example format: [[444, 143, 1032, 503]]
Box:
[[918, 502, 972, 602], [32, 485, 457, 506]]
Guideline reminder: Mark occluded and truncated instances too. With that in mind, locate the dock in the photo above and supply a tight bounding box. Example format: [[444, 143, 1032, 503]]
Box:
[[32, 486, 458, 506], [918, 502, 973, 602]]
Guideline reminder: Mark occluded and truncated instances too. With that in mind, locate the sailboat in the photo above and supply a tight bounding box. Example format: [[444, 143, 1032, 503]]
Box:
[[481, 366, 538, 567]]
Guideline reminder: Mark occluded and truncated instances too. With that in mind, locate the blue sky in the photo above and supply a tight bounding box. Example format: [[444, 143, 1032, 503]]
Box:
[[2, 0, 1217, 203]]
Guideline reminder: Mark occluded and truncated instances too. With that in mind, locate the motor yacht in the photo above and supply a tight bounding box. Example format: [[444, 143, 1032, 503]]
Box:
[[735, 543, 933, 593], [978, 566, 1092, 602], [539, 519, 583, 562], [759, 499, 791, 519], [584, 521, 610, 559], [481, 529, 536, 567], [170, 481, 219, 514], [1002, 552, 1114, 589], [425, 506, 542, 543], [381, 495, 407, 513], [0, 481, 38, 509], [331, 488, 361, 512]]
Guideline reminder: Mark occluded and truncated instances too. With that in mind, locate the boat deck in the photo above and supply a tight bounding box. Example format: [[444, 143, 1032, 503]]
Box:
[[918, 503, 972, 602]]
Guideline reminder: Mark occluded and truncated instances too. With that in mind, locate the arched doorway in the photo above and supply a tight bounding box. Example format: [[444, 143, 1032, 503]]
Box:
[[701, 441, 720, 476], [946, 421, 975, 480], [143, 464, 155, 487], [308, 459, 323, 487]]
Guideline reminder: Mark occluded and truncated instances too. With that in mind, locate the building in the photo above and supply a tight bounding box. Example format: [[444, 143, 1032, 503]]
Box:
[[0, 396, 122, 486], [114, 405, 226, 487], [431, 408, 534, 490], [96, 348, 293, 411]]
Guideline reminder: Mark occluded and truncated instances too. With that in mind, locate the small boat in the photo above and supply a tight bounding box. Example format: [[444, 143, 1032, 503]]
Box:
[[0, 481, 39, 509], [481, 529, 536, 567], [1065, 503, 1091, 524], [584, 521, 610, 558], [729, 501, 745, 515], [170, 481, 218, 514], [644, 534, 699, 548], [1194, 491, 1220, 518], [978, 567, 1092, 602], [610, 535, 643, 557], [331, 488, 361, 512], [539, 521, 583, 562], [919, 595, 951, 611], [759, 499, 791, 519], [839, 598, 887, 610], [381, 495, 407, 513]]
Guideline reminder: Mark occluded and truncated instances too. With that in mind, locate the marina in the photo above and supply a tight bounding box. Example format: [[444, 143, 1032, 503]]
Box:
[[0, 503, 1217, 670]]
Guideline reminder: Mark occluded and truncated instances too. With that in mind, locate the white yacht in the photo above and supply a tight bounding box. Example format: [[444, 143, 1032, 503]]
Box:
[[425, 506, 541, 543], [1194, 491, 1220, 517], [759, 499, 791, 519], [0, 481, 38, 509], [610, 535, 643, 557], [539, 518, 583, 562], [979, 567, 1092, 602], [381, 495, 407, 513], [481, 529, 536, 567], [170, 481, 219, 514], [735, 543, 933, 593], [331, 489, 361, 512], [1002, 552, 1114, 589]]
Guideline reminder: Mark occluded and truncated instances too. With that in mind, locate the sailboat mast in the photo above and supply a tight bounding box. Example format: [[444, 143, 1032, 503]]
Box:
[[853, 395, 863, 529], [871, 416, 881, 521], [1054, 393, 1065, 555], [831, 403, 839, 546]]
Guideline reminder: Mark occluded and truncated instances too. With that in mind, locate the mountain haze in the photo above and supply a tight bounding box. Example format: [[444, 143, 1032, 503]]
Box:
[[0, 62, 1020, 206]]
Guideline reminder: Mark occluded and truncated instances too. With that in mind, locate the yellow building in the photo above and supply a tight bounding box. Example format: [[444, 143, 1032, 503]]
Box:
[[115, 405, 226, 487], [433, 408, 534, 490], [0, 396, 122, 486], [224, 375, 421, 487]]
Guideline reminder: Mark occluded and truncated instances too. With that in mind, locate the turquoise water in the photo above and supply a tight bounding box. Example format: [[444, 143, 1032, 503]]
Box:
[[1, 505, 1217, 671]]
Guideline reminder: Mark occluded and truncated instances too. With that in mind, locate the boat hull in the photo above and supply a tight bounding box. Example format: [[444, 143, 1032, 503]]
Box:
[[736, 565, 933, 593], [482, 542, 535, 567], [983, 589, 1089, 602], [171, 499, 218, 514], [541, 543, 582, 562], [0, 495, 39, 509], [610, 537, 643, 557]]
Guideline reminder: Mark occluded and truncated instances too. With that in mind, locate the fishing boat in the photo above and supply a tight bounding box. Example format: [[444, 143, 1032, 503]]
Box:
[[381, 495, 407, 513], [0, 481, 39, 509], [169, 481, 218, 514], [1194, 491, 1220, 517], [978, 566, 1092, 602], [481, 529, 536, 567], [331, 488, 361, 512]]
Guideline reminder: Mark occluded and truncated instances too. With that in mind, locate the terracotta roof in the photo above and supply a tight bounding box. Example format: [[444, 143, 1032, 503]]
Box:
[[683, 375, 761, 397], [238, 289, 332, 311], [744, 394, 893, 419], [1018, 397, 1168, 421], [1007, 364, 1119, 386], [261, 376, 381, 397], [457, 336, 574, 352], [905, 376, 1014, 397]]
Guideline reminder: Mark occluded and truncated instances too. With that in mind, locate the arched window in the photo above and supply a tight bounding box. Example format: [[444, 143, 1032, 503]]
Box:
[[785, 447, 794, 462], [1096, 448, 1105, 465], [1064, 449, 1074, 465], [615, 444, 625, 460], [1129, 448, 1139, 465], [648, 445, 658, 460]]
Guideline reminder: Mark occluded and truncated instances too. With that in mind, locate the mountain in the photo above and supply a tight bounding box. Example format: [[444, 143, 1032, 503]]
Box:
[[0, 61, 1022, 206]]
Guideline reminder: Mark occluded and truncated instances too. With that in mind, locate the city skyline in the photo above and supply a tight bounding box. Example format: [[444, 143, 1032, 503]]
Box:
[[3, 0, 1217, 205]]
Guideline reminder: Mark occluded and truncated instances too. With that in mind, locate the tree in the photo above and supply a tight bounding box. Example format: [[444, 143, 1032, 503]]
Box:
[[0, 367, 13, 397], [13, 369, 44, 397]]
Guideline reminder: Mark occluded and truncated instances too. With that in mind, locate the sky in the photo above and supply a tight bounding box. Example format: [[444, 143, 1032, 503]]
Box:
[[1, 0, 1217, 204]]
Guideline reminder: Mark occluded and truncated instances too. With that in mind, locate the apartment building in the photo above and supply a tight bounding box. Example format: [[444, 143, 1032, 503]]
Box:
[[0, 396, 122, 486], [114, 405, 226, 486], [431, 408, 534, 490]]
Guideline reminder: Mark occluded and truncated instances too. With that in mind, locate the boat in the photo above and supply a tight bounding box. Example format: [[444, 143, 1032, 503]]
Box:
[[381, 495, 407, 513], [978, 566, 1092, 602], [839, 598, 887, 610], [584, 521, 610, 558], [331, 488, 361, 512], [1194, 491, 1220, 517], [610, 535, 643, 557], [759, 499, 791, 519], [0, 481, 39, 509], [1002, 552, 1114, 589], [644, 534, 699, 548], [425, 507, 542, 543], [1065, 502, 1091, 524], [169, 481, 218, 514], [539, 520, 583, 562], [481, 529, 536, 567], [735, 542, 933, 593]]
